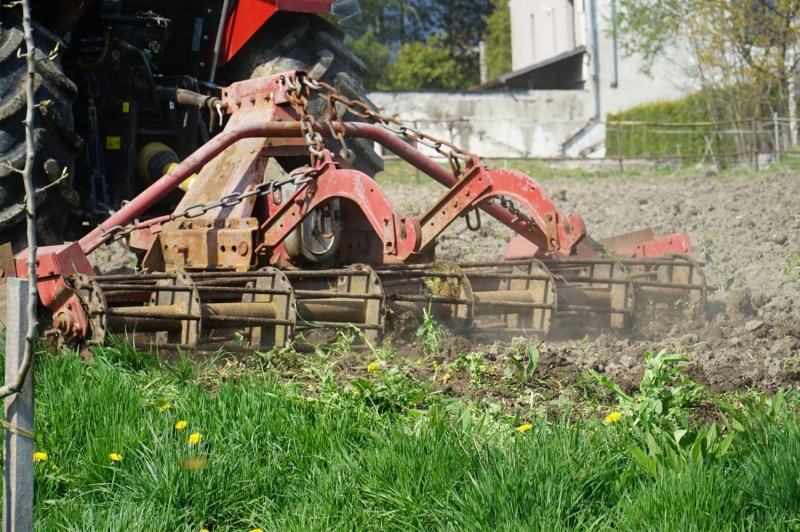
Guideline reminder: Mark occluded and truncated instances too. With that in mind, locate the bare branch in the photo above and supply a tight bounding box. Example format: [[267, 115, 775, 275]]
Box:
[[35, 167, 69, 195], [0, 0, 39, 399]]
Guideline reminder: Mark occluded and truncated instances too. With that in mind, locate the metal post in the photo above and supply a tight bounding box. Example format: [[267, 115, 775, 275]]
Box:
[[752, 117, 759, 171], [3, 278, 34, 532], [774, 112, 780, 162], [615, 123, 623, 173]]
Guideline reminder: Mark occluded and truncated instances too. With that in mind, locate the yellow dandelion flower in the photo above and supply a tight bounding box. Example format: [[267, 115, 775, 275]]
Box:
[[109, 453, 123, 462], [442, 372, 451, 383], [175, 420, 188, 430], [33, 452, 48, 463], [158, 402, 171, 412], [432, 360, 440, 369], [200, 529, 209, 532], [516, 424, 533, 433], [188, 432, 202, 445], [250, 529, 264, 532], [51, 464, 59, 471], [604, 412, 622, 424], [416, 359, 423, 365], [367, 361, 379, 373]]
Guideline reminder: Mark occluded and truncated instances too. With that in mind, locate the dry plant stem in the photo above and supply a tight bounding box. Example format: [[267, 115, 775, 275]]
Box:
[[0, 0, 38, 399]]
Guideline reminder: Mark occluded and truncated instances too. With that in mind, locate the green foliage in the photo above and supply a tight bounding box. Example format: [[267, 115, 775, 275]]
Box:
[[379, 37, 466, 90], [781, 252, 800, 281], [27, 344, 800, 529], [592, 348, 706, 428], [345, 30, 391, 91], [505, 345, 540, 385], [605, 94, 737, 161], [341, 0, 493, 90], [483, 0, 511, 80], [415, 305, 444, 356]]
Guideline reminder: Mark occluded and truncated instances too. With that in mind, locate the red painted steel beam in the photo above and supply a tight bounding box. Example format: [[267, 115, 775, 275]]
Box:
[[79, 117, 584, 256]]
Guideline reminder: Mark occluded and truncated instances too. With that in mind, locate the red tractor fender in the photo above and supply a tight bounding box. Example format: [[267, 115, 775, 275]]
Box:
[[219, 0, 349, 66]]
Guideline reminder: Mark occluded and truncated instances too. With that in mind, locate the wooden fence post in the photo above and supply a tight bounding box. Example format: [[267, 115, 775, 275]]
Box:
[[3, 278, 34, 532]]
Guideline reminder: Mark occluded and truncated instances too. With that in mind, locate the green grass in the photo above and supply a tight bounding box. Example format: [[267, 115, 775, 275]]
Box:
[[13, 341, 800, 531], [375, 158, 678, 186]]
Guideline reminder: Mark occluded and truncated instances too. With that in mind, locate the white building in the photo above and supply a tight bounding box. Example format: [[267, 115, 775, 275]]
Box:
[[369, 1, 695, 158], [480, 0, 694, 155]]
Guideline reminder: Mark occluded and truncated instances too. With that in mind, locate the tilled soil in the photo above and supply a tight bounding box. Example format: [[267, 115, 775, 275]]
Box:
[[378, 164, 800, 395], [85, 164, 800, 398]]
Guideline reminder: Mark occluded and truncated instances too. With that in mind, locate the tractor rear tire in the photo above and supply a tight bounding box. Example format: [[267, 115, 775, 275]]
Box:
[[0, 12, 80, 252], [222, 11, 384, 177]]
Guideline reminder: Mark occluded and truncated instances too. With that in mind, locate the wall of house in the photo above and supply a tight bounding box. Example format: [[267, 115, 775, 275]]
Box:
[[368, 91, 592, 158], [507, 0, 694, 115], [509, 0, 582, 70]]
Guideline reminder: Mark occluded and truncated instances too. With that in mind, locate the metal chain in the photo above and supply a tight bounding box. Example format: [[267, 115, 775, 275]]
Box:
[[101, 167, 318, 239], [289, 72, 524, 219], [101, 71, 525, 241]]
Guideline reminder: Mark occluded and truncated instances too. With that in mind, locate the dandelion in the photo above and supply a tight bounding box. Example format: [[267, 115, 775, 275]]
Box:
[[432, 360, 440, 369], [442, 372, 451, 383], [250, 529, 264, 532], [416, 359, 423, 365], [33, 452, 48, 463], [175, 420, 188, 430], [109, 453, 123, 462], [604, 412, 622, 424], [181, 456, 208, 471], [158, 402, 171, 412], [188, 432, 202, 445], [200, 529, 209, 532], [516, 424, 533, 433], [51, 464, 59, 471], [367, 361, 378, 373]]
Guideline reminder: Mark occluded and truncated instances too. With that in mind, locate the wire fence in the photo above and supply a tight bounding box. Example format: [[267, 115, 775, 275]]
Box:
[[603, 116, 799, 171], [379, 115, 800, 171]]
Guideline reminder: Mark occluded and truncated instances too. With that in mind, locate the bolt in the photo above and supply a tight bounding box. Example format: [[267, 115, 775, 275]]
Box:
[[0, 269, 4, 278], [174, 245, 188, 254], [238, 242, 249, 256]]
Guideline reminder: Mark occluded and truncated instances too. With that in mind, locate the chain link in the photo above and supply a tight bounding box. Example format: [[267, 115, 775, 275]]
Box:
[[101, 71, 525, 241], [102, 167, 318, 239], [289, 72, 524, 220]]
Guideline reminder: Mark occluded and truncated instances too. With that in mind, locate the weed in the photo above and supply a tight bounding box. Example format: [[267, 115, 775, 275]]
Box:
[[591, 348, 706, 428], [781, 354, 800, 374], [454, 351, 486, 385], [504, 345, 540, 385], [416, 305, 443, 356], [781, 253, 800, 281]]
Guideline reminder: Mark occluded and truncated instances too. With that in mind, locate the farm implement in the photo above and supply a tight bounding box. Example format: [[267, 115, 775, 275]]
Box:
[[5, 71, 707, 349]]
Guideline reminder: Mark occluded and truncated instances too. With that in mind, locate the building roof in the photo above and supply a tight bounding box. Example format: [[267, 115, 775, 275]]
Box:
[[476, 46, 586, 91]]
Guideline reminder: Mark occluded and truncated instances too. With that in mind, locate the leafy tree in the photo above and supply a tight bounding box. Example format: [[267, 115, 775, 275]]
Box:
[[379, 37, 466, 90], [346, 31, 391, 90], [484, 0, 511, 80], [342, 0, 496, 89], [615, 0, 800, 130], [429, 0, 494, 85]]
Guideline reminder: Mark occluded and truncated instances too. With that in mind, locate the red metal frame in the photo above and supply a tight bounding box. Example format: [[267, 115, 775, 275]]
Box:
[[14, 71, 695, 346]]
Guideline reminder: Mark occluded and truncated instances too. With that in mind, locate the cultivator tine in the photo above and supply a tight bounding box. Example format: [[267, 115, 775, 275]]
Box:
[[459, 260, 557, 339], [71, 265, 389, 350], [376, 261, 474, 332], [619, 254, 707, 324], [286, 265, 385, 346]]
